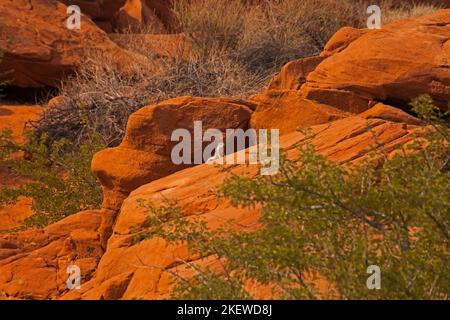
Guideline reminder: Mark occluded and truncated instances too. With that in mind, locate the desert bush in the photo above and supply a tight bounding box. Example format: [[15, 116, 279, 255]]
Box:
[[236, 0, 361, 71], [148, 54, 267, 101], [174, 0, 361, 72], [173, 0, 248, 58], [34, 52, 152, 148], [0, 131, 104, 228], [36, 48, 266, 148], [116, 14, 168, 35], [134, 95, 449, 299]]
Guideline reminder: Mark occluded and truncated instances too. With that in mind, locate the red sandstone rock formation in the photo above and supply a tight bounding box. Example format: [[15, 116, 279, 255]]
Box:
[[0, 9, 448, 300], [63, 108, 429, 300], [301, 10, 450, 112], [0, 0, 136, 88]]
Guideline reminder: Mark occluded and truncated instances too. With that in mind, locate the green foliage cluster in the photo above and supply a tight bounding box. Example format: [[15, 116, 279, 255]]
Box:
[[135, 95, 449, 299], [0, 131, 104, 228]]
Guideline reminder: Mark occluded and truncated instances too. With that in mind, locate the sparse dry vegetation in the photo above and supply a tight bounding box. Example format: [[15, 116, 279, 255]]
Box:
[[33, 0, 440, 148], [174, 0, 362, 70], [381, 3, 440, 24], [35, 49, 264, 148]]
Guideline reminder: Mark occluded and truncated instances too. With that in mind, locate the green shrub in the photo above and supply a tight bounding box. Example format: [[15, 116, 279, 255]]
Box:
[[135, 95, 449, 299], [0, 131, 104, 228]]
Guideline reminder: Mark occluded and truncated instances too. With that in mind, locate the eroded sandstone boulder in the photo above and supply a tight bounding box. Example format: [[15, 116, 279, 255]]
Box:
[[267, 56, 325, 91], [359, 102, 423, 125], [250, 53, 348, 135], [114, 0, 175, 32], [320, 27, 367, 58], [0, 0, 135, 87], [58, 0, 126, 32], [92, 96, 255, 214], [250, 90, 348, 135], [0, 210, 103, 299], [301, 10, 450, 112], [115, 0, 166, 32]]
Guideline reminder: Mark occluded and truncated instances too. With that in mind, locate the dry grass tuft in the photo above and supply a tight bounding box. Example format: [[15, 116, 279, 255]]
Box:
[[174, 0, 362, 71], [382, 3, 441, 24]]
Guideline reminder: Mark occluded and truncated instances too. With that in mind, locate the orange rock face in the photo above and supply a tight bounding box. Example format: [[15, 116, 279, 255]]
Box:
[[267, 56, 325, 91], [0, 0, 135, 87], [249, 53, 349, 135], [0, 9, 447, 300], [58, 0, 175, 32], [115, 0, 166, 32], [0, 197, 33, 232], [0, 210, 103, 299], [58, 0, 126, 32], [92, 96, 255, 213], [114, 0, 175, 32], [359, 103, 423, 125], [59, 1, 126, 20], [250, 90, 348, 135], [301, 10, 450, 112], [67, 107, 428, 300], [250, 54, 347, 135], [320, 27, 367, 58]]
